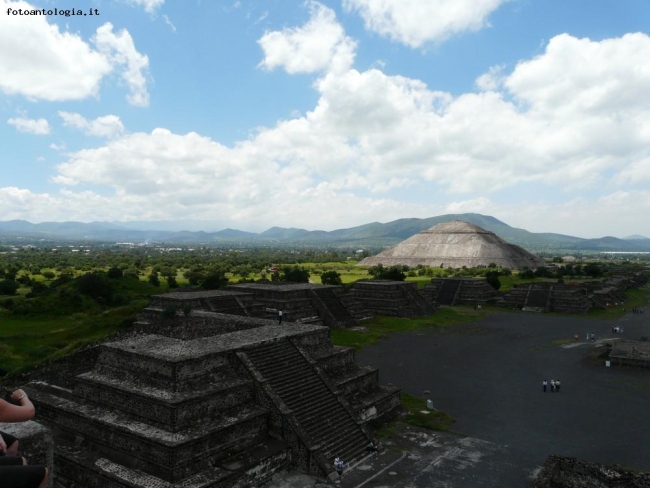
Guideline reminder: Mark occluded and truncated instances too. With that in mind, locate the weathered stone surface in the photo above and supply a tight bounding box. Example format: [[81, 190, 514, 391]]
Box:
[[610, 340, 650, 368], [423, 277, 498, 306], [358, 220, 546, 269], [350, 280, 435, 317], [533, 455, 650, 487], [15, 290, 399, 486]]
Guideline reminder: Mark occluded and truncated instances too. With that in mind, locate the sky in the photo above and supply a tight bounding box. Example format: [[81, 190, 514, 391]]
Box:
[[1, 0, 649, 238]]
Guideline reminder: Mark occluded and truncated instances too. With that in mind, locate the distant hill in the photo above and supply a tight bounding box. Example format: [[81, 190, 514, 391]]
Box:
[[1, 215, 650, 252]]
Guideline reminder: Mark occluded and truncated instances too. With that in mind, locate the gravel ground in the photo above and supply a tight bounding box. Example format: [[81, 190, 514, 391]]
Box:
[[269, 308, 650, 487]]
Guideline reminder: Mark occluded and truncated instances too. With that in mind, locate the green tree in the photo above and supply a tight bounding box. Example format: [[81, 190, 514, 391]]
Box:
[[76, 272, 114, 303], [281, 266, 310, 283], [0, 280, 19, 295], [202, 271, 229, 290], [107, 266, 123, 279], [485, 271, 501, 290], [320, 270, 342, 286], [148, 272, 160, 287]]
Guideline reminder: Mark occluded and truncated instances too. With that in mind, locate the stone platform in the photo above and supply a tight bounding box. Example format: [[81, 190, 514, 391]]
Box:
[[19, 293, 401, 487]]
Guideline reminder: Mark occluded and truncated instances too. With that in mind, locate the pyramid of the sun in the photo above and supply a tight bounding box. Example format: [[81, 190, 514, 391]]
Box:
[[358, 220, 546, 269]]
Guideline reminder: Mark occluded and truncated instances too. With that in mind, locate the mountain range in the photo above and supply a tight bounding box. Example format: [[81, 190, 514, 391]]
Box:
[[1, 214, 649, 252]]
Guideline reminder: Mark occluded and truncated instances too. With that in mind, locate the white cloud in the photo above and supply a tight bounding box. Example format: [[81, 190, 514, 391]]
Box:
[[126, 0, 164, 14], [0, 0, 112, 101], [5, 32, 650, 236], [475, 64, 505, 91], [7, 116, 50, 134], [343, 0, 508, 48], [59, 112, 125, 138], [0, 2, 148, 106], [258, 1, 356, 74], [163, 14, 176, 31], [93, 23, 150, 107]]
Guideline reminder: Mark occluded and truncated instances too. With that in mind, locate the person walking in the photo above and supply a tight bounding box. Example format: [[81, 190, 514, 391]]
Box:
[[542, 379, 547, 392], [277, 310, 283, 325], [334, 457, 344, 475], [550, 379, 556, 392], [555, 380, 561, 392]]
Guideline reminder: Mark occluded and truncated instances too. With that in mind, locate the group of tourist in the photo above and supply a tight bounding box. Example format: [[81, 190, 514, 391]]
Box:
[[542, 379, 561, 392], [611, 325, 624, 334], [631, 307, 645, 314], [0, 389, 49, 488]]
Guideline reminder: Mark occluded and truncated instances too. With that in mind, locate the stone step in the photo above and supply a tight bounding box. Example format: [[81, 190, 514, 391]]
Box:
[[272, 373, 323, 391], [27, 386, 270, 483], [320, 428, 368, 462], [257, 360, 314, 377], [75, 372, 254, 430], [52, 434, 290, 487], [299, 412, 355, 440]]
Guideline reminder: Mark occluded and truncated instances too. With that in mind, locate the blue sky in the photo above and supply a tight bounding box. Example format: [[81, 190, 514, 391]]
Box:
[[1, 0, 649, 238]]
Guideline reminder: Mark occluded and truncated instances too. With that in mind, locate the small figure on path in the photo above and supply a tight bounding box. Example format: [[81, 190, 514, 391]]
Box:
[[550, 379, 556, 392], [334, 457, 344, 475], [555, 380, 561, 392], [590, 333, 595, 341], [366, 438, 379, 456], [278, 310, 283, 325], [542, 380, 547, 392]]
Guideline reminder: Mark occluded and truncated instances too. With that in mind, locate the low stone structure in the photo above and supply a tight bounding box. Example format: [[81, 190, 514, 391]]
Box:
[[225, 282, 370, 328], [349, 280, 435, 317], [533, 455, 650, 487], [584, 277, 629, 309], [423, 278, 498, 306], [18, 294, 401, 487], [500, 283, 592, 314], [609, 340, 650, 368]]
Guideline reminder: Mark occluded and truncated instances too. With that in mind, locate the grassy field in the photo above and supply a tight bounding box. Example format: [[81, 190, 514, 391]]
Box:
[[330, 306, 487, 350], [0, 300, 145, 375]]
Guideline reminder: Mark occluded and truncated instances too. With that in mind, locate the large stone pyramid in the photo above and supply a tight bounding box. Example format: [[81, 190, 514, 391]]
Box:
[[358, 220, 546, 269]]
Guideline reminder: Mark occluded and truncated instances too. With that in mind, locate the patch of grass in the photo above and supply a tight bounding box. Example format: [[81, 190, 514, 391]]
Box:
[[0, 300, 146, 375], [330, 306, 486, 350], [400, 392, 456, 431]]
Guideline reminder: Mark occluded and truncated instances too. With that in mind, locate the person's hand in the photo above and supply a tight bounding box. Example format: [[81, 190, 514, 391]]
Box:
[[10, 389, 26, 402], [0, 434, 6, 454]]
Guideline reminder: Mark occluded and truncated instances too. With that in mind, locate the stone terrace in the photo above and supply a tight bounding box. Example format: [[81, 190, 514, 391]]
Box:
[[423, 278, 497, 306], [500, 283, 592, 314], [226, 283, 368, 328], [350, 280, 435, 317], [609, 340, 650, 368], [22, 293, 400, 487]]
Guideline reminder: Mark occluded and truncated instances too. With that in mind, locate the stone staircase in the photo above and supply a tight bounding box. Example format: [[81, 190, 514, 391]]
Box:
[[243, 340, 370, 470], [27, 333, 292, 487], [310, 288, 358, 328], [400, 282, 436, 315]]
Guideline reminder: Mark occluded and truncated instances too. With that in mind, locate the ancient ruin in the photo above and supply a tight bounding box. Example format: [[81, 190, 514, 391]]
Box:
[[349, 280, 435, 317], [225, 283, 370, 328], [609, 340, 650, 368], [499, 282, 592, 313], [358, 220, 546, 269], [18, 290, 402, 487], [533, 455, 650, 487], [422, 277, 498, 307]]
